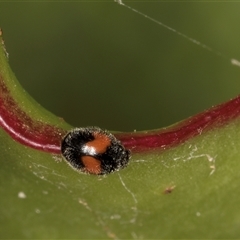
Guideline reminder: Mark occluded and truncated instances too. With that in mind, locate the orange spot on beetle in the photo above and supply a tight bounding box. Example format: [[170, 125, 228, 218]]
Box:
[[81, 156, 101, 174], [85, 132, 111, 154]]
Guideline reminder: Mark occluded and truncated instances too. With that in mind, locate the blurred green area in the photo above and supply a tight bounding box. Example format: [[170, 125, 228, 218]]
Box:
[[1, 2, 240, 131], [2, 3, 240, 238]]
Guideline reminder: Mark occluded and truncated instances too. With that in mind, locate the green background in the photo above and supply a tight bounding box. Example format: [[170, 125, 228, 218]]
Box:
[[1, 2, 240, 239], [1, 2, 240, 131]]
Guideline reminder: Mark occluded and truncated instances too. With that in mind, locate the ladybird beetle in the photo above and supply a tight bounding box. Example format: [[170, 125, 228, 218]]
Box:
[[61, 127, 130, 175]]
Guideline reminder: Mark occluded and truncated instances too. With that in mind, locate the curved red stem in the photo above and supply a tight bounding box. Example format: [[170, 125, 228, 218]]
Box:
[[0, 76, 66, 154], [116, 95, 240, 152], [1, 74, 240, 154]]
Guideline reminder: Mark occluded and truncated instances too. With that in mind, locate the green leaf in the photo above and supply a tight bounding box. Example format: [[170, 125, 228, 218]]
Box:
[[1, 31, 240, 239]]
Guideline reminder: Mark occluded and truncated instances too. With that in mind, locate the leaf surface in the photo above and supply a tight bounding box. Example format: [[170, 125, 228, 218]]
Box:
[[1, 31, 240, 239]]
